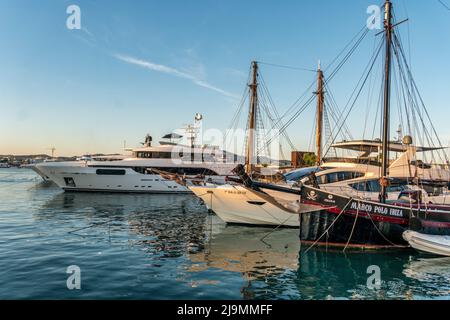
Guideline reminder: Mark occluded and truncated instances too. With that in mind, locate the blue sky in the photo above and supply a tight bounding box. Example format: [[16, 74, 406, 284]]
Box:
[[1, 0, 450, 156]]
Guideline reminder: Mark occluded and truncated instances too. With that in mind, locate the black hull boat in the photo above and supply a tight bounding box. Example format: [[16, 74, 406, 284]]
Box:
[[300, 209, 407, 248], [299, 185, 450, 248]]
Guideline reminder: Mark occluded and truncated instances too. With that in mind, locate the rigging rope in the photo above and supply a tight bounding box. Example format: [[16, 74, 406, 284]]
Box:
[[393, 31, 449, 165], [304, 198, 354, 253], [257, 61, 316, 73], [323, 36, 385, 158]]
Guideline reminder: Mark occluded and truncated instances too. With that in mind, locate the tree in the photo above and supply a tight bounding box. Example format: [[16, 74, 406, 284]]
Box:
[[302, 153, 317, 167]]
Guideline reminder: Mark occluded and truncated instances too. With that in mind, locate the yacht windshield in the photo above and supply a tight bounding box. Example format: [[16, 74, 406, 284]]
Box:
[[284, 167, 323, 182]]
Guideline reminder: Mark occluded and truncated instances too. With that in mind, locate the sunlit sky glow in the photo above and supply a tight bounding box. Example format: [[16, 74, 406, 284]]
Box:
[[1, 0, 450, 157]]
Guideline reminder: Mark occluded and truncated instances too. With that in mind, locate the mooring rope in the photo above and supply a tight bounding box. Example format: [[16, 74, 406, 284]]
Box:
[[304, 198, 353, 253], [67, 219, 112, 234], [343, 200, 360, 252], [259, 214, 295, 248], [365, 209, 404, 247]]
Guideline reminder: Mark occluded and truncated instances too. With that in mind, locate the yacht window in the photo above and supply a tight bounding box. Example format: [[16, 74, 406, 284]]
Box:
[[181, 153, 210, 162], [96, 169, 126, 175], [317, 175, 328, 184], [137, 152, 172, 159], [155, 167, 218, 175], [350, 179, 406, 192], [349, 180, 380, 192], [387, 184, 405, 192], [350, 181, 366, 191], [321, 171, 364, 184], [326, 173, 339, 183], [422, 185, 443, 196], [366, 180, 381, 192], [345, 172, 364, 180], [136, 152, 147, 158], [130, 166, 219, 176], [135, 167, 146, 174], [155, 152, 172, 159]]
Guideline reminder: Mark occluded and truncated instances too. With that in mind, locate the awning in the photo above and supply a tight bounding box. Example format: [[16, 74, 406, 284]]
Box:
[[331, 139, 444, 153], [161, 133, 183, 139]]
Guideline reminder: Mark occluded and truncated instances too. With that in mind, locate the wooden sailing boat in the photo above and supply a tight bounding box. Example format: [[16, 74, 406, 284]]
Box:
[[188, 61, 302, 227], [233, 0, 450, 247]]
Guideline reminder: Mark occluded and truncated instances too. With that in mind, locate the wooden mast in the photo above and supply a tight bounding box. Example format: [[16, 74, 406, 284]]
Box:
[[315, 63, 324, 165], [245, 61, 258, 175], [380, 0, 393, 203]]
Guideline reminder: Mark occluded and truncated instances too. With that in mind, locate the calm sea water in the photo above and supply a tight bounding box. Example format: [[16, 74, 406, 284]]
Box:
[[0, 168, 449, 300]]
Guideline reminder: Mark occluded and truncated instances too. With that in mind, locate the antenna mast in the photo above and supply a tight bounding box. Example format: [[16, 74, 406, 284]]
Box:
[[48, 147, 56, 158]]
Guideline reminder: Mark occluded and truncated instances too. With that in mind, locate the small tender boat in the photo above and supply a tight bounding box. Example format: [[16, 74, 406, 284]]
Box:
[[403, 230, 450, 256]]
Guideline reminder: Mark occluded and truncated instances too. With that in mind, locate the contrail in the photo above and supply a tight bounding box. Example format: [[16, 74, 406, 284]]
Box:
[[114, 54, 238, 99]]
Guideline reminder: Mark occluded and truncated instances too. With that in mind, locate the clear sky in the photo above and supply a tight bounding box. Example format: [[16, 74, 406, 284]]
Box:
[[1, 0, 450, 156]]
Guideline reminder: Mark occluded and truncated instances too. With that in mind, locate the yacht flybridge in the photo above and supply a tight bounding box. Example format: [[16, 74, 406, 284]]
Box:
[[36, 115, 240, 193]]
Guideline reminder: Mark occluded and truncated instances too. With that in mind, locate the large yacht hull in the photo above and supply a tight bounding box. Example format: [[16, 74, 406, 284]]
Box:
[[189, 184, 300, 227], [36, 162, 219, 193], [24, 164, 52, 182]]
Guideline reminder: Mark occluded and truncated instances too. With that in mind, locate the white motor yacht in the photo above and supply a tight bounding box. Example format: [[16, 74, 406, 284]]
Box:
[[36, 115, 241, 193]]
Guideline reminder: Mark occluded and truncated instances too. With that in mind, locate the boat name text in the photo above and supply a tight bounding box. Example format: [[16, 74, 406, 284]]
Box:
[[350, 202, 403, 217]]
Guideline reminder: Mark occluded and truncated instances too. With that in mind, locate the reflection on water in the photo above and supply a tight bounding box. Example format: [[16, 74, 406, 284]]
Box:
[[404, 256, 450, 281], [38, 191, 209, 259], [0, 168, 449, 299], [297, 249, 414, 299], [188, 218, 300, 299], [190, 220, 299, 275], [402, 257, 450, 297]]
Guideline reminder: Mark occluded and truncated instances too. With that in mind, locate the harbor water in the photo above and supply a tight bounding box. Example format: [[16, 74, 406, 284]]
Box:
[[0, 168, 449, 300]]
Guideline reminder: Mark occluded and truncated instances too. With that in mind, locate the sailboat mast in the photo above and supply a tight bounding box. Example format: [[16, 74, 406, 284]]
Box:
[[380, 0, 393, 203], [245, 61, 258, 175], [315, 64, 324, 165]]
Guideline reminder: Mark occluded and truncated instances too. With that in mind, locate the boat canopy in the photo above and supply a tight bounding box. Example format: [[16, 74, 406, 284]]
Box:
[[161, 133, 183, 139], [331, 139, 444, 153]]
